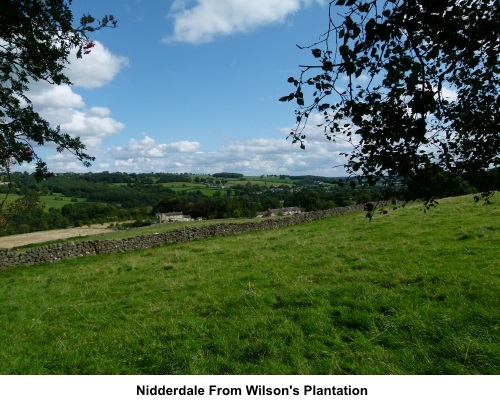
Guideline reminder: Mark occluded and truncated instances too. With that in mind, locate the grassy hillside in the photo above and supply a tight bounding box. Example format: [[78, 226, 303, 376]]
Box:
[[0, 195, 498, 374]]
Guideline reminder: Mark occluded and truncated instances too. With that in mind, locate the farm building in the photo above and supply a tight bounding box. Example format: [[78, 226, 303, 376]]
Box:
[[282, 206, 302, 215], [155, 212, 194, 223], [256, 207, 302, 218]]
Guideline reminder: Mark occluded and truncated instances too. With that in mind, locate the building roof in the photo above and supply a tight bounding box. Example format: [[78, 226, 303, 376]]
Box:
[[282, 206, 301, 212]]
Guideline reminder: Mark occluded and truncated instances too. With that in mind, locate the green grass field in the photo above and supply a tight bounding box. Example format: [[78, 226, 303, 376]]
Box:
[[158, 182, 221, 196], [0, 195, 498, 374], [0, 193, 85, 211], [159, 178, 293, 193], [40, 194, 86, 210]]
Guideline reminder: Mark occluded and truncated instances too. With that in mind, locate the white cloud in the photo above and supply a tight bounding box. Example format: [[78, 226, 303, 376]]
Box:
[[109, 134, 201, 159], [103, 117, 349, 176], [221, 138, 287, 154], [27, 83, 84, 109], [43, 152, 114, 173], [29, 101, 124, 148], [89, 106, 112, 117], [164, 0, 324, 44], [169, 141, 202, 153], [66, 41, 129, 89], [23, 41, 127, 153], [58, 109, 125, 147]]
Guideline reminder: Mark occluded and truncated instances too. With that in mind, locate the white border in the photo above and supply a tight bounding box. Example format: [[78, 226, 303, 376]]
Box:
[[1, 375, 498, 405]]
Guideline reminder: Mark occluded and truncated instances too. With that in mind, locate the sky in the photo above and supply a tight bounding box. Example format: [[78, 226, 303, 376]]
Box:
[[27, 0, 355, 177]]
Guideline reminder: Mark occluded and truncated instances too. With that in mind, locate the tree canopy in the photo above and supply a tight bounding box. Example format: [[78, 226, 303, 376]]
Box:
[[0, 0, 116, 184], [281, 0, 499, 208]]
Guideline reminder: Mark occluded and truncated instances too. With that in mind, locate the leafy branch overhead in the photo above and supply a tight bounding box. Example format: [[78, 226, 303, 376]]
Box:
[[281, 0, 499, 200], [0, 0, 117, 182]]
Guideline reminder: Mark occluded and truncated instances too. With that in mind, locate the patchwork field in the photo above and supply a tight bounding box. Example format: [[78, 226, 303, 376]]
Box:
[[0, 195, 498, 374]]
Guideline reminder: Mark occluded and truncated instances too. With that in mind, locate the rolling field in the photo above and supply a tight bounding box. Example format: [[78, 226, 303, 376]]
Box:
[[0, 193, 85, 211], [0, 195, 498, 374]]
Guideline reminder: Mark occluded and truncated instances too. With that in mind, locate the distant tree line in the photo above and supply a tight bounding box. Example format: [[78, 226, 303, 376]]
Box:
[[152, 184, 380, 219], [212, 172, 244, 178]]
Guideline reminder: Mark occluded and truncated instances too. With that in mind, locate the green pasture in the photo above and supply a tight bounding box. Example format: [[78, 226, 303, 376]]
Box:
[[159, 178, 293, 193], [40, 195, 86, 210], [225, 179, 293, 188], [0, 193, 85, 211], [159, 182, 220, 196], [0, 195, 498, 374]]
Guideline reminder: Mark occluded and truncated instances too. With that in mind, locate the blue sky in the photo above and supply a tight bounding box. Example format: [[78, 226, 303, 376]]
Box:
[[29, 0, 355, 176]]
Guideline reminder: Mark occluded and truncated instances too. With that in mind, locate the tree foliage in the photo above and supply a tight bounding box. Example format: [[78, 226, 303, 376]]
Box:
[[0, 193, 46, 235], [281, 0, 499, 204], [0, 0, 117, 184]]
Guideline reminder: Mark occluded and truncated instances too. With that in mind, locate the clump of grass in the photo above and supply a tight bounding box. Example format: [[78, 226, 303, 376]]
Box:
[[0, 195, 498, 374]]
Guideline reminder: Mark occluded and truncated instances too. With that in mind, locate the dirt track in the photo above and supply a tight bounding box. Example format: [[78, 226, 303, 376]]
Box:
[[0, 225, 116, 249]]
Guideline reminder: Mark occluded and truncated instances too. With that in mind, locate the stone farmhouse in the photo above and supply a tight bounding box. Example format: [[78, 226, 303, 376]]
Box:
[[256, 206, 302, 218], [282, 206, 302, 215], [155, 212, 194, 223]]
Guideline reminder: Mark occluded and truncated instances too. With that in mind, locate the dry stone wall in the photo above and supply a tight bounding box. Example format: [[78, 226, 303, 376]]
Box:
[[0, 203, 367, 270]]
